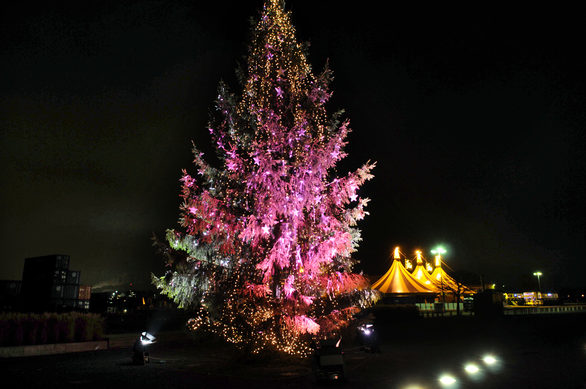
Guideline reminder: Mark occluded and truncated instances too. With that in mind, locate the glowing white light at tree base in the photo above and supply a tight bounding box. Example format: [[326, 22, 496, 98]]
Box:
[[140, 332, 156, 345], [358, 323, 373, 336], [151, 0, 378, 357]]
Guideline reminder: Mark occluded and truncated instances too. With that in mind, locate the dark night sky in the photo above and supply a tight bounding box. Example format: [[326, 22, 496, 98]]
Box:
[[1, 1, 585, 291]]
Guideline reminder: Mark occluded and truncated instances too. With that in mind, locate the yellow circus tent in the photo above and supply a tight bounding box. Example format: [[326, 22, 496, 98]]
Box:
[[411, 250, 439, 290], [429, 254, 475, 294], [371, 248, 435, 294]]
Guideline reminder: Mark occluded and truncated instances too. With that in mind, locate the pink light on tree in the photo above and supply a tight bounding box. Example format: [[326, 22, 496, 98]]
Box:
[[152, 0, 378, 357]]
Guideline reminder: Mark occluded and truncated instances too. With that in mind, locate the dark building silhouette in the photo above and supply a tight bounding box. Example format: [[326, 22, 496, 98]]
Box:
[[89, 292, 110, 313], [21, 254, 90, 312], [0, 280, 22, 311]]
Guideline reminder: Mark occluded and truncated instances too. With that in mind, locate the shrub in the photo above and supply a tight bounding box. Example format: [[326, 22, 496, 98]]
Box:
[[62, 313, 75, 343], [0, 320, 8, 345], [75, 314, 90, 342], [23, 317, 39, 345], [37, 319, 48, 345], [46, 314, 60, 343], [12, 318, 24, 346], [88, 313, 104, 340], [0, 312, 105, 346]]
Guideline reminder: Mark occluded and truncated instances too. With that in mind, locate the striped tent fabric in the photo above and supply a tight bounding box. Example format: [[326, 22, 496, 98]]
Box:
[[411, 263, 440, 291], [430, 266, 475, 294], [371, 259, 436, 294]]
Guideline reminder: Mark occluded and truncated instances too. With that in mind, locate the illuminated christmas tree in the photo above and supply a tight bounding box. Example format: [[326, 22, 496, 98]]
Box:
[[153, 0, 378, 356]]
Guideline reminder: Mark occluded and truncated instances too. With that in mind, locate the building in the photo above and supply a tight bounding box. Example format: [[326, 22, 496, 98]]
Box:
[[20, 254, 91, 312], [78, 285, 92, 310], [503, 291, 560, 306]]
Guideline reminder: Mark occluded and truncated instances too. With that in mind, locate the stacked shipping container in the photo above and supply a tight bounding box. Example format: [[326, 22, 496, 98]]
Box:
[[21, 255, 90, 312]]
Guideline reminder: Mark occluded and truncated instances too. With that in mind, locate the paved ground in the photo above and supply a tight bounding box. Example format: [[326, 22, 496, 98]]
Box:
[[1, 312, 585, 388]]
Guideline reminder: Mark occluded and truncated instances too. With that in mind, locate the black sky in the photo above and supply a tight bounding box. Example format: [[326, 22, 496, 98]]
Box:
[[1, 1, 585, 291]]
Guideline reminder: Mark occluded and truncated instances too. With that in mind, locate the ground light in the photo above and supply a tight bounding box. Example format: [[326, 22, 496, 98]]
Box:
[[358, 323, 373, 336], [438, 374, 458, 387], [133, 332, 157, 365], [464, 363, 480, 374], [482, 354, 497, 365], [481, 353, 502, 372], [140, 332, 156, 345], [463, 362, 484, 382]]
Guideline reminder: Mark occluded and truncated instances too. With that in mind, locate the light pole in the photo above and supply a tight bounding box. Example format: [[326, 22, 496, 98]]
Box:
[[431, 246, 447, 304], [533, 271, 542, 292], [431, 247, 447, 266]]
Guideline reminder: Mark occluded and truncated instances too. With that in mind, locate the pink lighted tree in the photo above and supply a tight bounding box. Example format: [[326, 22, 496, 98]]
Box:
[[153, 0, 378, 356]]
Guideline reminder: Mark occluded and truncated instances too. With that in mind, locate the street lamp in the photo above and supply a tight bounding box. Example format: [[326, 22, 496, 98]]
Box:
[[431, 246, 447, 304], [431, 246, 447, 259], [533, 271, 542, 292]]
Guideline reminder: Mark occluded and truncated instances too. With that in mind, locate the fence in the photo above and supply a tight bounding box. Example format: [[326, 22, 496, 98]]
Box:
[[415, 302, 471, 317], [504, 305, 586, 315], [415, 303, 586, 317]]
